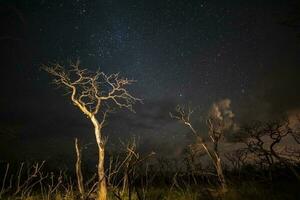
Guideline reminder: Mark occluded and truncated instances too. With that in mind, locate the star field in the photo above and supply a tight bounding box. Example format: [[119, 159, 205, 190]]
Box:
[[0, 0, 299, 161]]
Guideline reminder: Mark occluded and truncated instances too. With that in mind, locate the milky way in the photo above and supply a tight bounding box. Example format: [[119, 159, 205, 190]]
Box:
[[0, 0, 299, 161]]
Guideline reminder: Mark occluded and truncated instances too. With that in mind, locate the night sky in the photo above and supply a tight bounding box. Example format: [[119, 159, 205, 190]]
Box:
[[0, 0, 299, 165]]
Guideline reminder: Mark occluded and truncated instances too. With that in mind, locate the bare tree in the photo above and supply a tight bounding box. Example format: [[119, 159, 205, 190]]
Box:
[[238, 120, 300, 179], [206, 99, 235, 190], [170, 100, 234, 192], [43, 61, 141, 200], [238, 122, 274, 168]]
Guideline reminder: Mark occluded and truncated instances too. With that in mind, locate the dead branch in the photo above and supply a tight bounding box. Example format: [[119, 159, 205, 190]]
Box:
[[43, 60, 141, 200]]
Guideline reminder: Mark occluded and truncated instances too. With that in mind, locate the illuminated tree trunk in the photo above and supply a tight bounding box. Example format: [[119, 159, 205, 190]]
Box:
[[213, 143, 227, 192], [201, 140, 227, 192], [91, 116, 107, 200], [75, 138, 85, 199], [214, 155, 227, 192], [97, 146, 107, 200], [122, 165, 129, 195]]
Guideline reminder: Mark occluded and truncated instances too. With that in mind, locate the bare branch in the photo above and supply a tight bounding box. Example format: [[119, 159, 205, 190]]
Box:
[[43, 61, 141, 118], [43, 60, 141, 200]]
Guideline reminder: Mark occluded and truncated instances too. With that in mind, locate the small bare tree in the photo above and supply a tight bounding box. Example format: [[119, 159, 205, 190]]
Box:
[[170, 99, 235, 192], [43, 61, 141, 200], [170, 106, 227, 191], [206, 99, 236, 190]]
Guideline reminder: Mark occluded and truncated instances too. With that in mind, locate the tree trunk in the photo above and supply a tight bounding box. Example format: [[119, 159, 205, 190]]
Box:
[[215, 155, 227, 192], [91, 116, 107, 200], [200, 141, 227, 192], [122, 167, 129, 195], [98, 145, 107, 200], [213, 143, 227, 193], [75, 138, 85, 199]]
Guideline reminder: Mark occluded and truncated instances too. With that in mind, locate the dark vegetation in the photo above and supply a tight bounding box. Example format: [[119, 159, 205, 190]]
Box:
[[1, 117, 300, 200]]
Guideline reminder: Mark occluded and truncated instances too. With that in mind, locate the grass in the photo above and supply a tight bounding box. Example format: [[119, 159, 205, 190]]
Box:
[[1, 181, 299, 200], [1, 161, 299, 200]]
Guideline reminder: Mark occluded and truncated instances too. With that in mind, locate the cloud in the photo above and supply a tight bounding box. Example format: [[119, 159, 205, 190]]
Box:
[[208, 98, 237, 132]]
